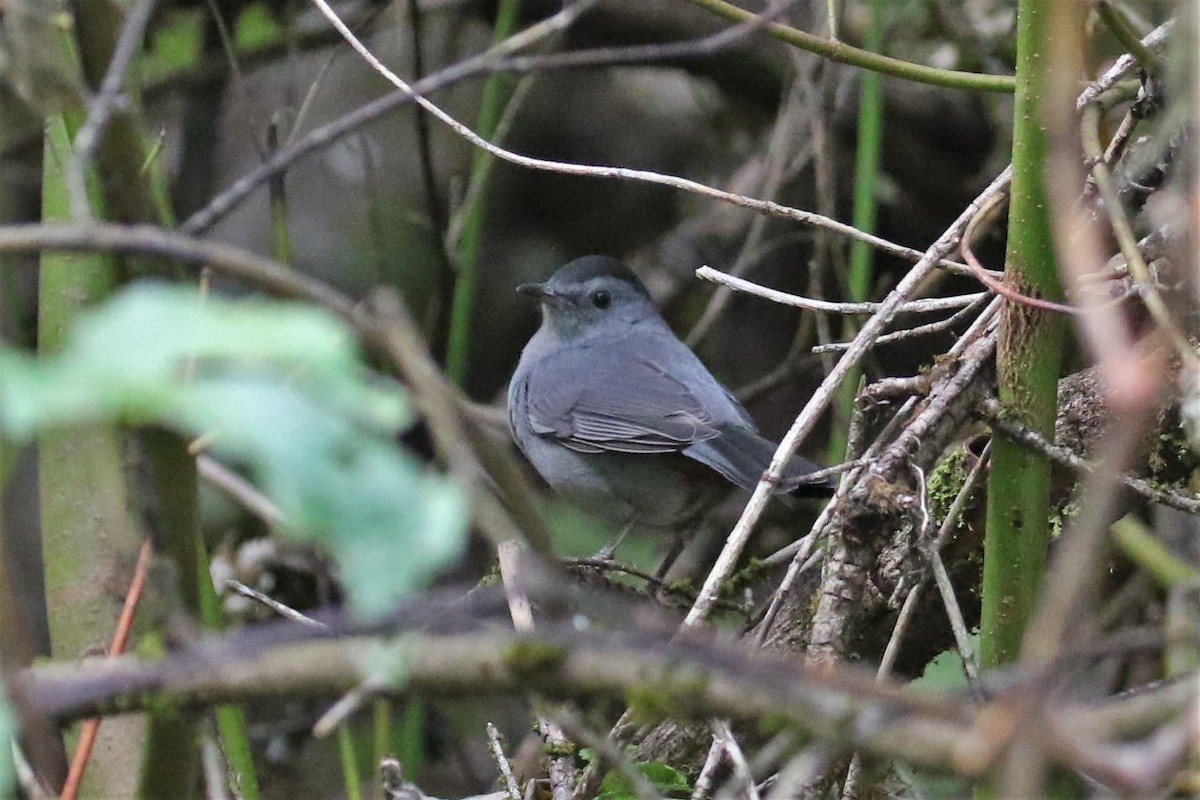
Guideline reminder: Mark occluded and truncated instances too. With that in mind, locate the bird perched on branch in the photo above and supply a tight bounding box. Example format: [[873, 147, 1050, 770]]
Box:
[[507, 256, 833, 550]]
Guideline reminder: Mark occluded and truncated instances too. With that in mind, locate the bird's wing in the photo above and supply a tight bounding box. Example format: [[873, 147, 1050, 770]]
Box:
[[522, 343, 721, 455]]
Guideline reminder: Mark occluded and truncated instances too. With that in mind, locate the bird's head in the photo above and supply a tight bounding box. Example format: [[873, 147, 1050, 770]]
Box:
[[517, 256, 662, 342]]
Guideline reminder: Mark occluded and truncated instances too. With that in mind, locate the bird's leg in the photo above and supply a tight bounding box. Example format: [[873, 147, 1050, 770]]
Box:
[[652, 529, 688, 583], [593, 518, 636, 561]]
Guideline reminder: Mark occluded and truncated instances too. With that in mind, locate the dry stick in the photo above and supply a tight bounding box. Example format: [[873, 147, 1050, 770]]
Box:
[[1081, 103, 1197, 368], [960, 192, 1080, 316], [224, 580, 327, 629], [305, 0, 974, 269], [1075, 19, 1174, 110], [24, 620, 1194, 772], [486, 722, 523, 800], [60, 537, 154, 800], [12, 744, 54, 800], [685, 73, 816, 347], [552, 710, 662, 800], [497, 542, 575, 800], [747, 382, 886, 664], [182, 0, 594, 235], [690, 738, 724, 800], [196, 454, 285, 526], [876, 298, 1001, 468], [763, 746, 834, 800], [682, 166, 1014, 627], [0, 222, 357, 312], [913, 457, 985, 691], [695, 266, 986, 313], [755, 392, 917, 573], [210, 592, 364, 740], [976, 398, 1200, 516], [810, 292, 993, 354], [200, 730, 233, 800], [68, 0, 160, 222], [712, 720, 761, 800], [843, 448, 979, 800]]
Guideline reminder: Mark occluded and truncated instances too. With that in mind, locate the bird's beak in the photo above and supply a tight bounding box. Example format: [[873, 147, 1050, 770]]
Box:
[[517, 282, 567, 305], [516, 282, 546, 299]]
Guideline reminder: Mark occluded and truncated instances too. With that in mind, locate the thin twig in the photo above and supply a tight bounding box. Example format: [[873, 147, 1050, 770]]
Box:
[[11, 743, 54, 800], [183, 1, 596, 235], [306, 0, 994, 269], [224, 579, 327, 629], [68, 0, 160, 222], [685, 76, 815, 347], [912, 462, 982, 691], [201, 730, 233, 800], [810, 292, 992, 354], [960, 192, 1079, 315], [687, 166, 1012, 629], [1076, 20, 1173, 109], [713, 720, 761, 800], [1080, 103, 1196, 368], [553, 709, 663, 800], [197, 455, 285, 525], [498, 541, 576, 800], [977, 397, 1200, 515], [486, 723, 523, 800], [696, 266, 986, 313]]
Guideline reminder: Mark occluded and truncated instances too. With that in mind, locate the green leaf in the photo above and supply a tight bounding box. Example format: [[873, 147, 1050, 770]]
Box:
[[234, 3, 283, 51], [0, 683, 15, 795], [0, 284, 467, 617], [912, 634, 978, 692], [597, 759, 692, 799]]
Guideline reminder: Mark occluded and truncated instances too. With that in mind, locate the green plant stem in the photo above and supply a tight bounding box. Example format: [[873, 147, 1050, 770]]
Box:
[[197, 513, 261, 800], [398, 700, 425, 784], [979, 0, 1067, 669], [828, 0, 884, 463], [40, 111, 149, 800], [1094, 1, 1161, 74], [445, 0, 523, 386], [1110, 515, 1199, 587], [685, 0, 1016, 93], [338, 725, 363, 800], [372, 698, 392, 766]]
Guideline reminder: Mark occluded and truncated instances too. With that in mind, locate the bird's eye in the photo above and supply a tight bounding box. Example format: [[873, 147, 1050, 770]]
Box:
[[590, 289, 611, 309]]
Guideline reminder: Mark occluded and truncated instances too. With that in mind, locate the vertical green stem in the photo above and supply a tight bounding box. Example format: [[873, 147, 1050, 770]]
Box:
[[197, 552, 262, 800], [445, 0, 523, 385], [979, 0, 1067, 668], [40, 111, 149, 800], [338, 725, 364, 800], [398, 700, 426, 783], [372, 698, 392, 765], [828, 0, 884, 462]]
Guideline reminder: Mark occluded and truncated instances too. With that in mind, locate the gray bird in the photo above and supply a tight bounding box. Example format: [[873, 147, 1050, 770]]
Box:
[[507, 256, 832, 539]]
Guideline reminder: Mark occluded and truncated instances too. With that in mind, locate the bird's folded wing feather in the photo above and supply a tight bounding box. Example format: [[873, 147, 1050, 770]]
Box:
[[523, 345, 720, 454]]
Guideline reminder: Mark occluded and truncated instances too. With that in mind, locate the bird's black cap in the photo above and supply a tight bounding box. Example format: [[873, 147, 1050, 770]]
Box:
[[546, 256, 650, 295]]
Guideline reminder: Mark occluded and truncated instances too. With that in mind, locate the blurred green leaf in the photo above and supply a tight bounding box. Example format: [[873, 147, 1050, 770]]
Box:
[[0, 684, 15, 795], [0, 283, 467, 617], [234, 3, 282, 51], [597, 759, 691, 799], [141, 8, 204, 85], [912, 634, 978, 693]]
